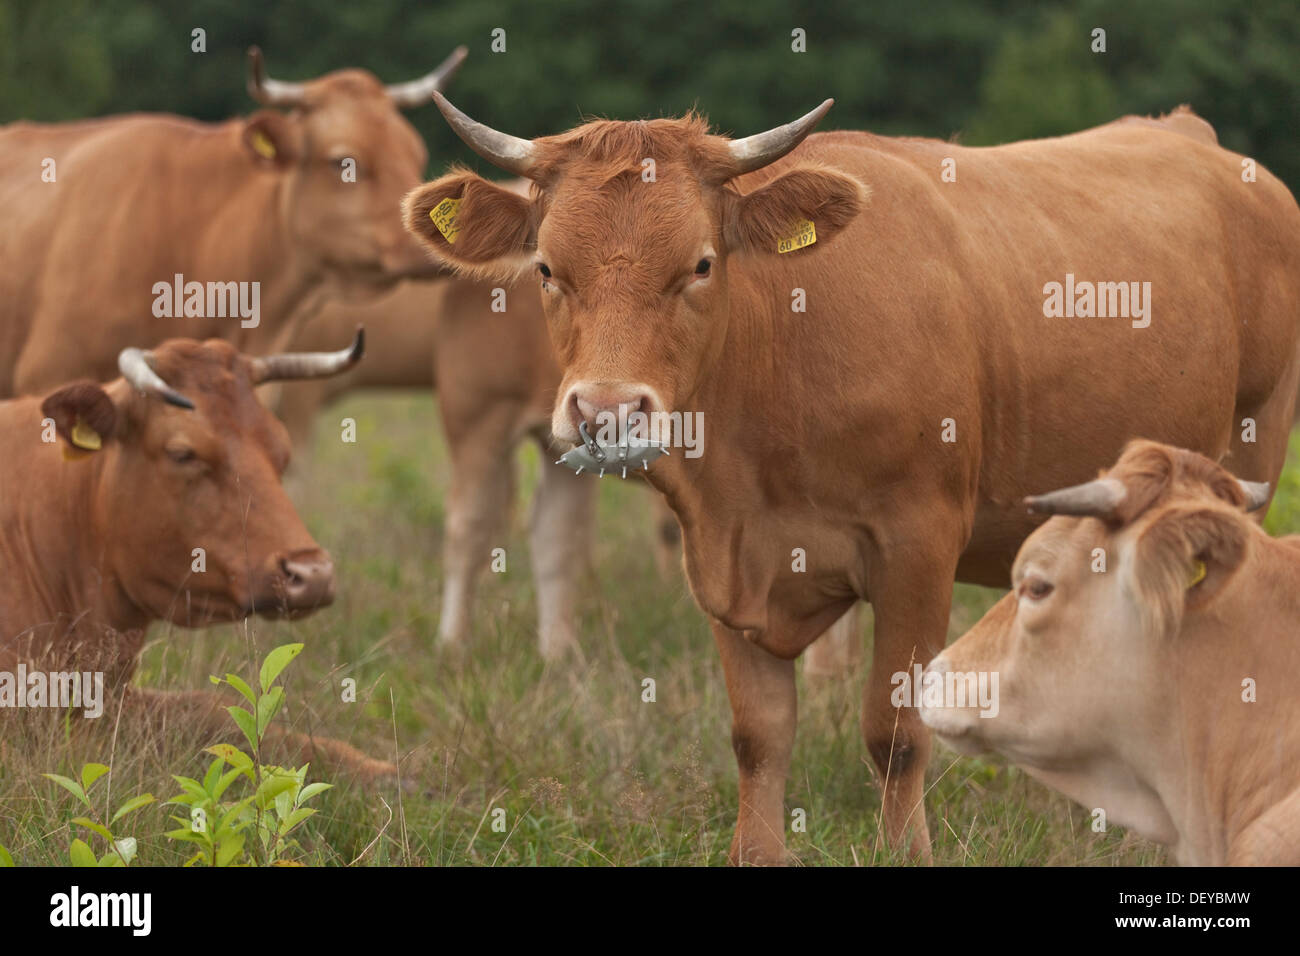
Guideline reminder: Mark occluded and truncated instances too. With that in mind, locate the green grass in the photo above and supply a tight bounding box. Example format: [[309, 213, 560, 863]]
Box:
[[8, 396, 1298, 866]]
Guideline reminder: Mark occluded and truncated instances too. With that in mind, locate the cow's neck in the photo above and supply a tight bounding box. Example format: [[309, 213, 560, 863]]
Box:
[[185, 124, 325, 354], [0, 405, 148, 680], [646, 267, 868, 647]]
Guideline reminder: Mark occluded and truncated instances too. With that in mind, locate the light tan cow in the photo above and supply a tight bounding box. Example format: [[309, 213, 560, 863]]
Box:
[[403, 98, 1300, 864], [0, 332, 397, 783], [921, 440, 1297, 866], [0, 47, 463, 398]]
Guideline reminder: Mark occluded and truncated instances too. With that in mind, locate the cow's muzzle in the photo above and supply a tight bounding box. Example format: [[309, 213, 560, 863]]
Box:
[[260, 548, 336, 616]]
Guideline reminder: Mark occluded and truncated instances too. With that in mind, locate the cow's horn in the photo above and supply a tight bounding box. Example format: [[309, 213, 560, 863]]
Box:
[[251, 327, 365, 384], [1023, 477, 1127, 518], [386, 46, 468, 109], [117, 349, 195, 410], [431, 92, 537, 176], [246, 46, 307, 107], [1238, 479, 1270, 512], [723, 99, 835, 177]]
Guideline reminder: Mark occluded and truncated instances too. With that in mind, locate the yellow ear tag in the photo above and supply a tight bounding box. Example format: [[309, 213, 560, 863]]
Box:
[[429, 197, 462, 244], [251, 130, 277, 160], [776, 219, 816, 254], [1187, 559, 1208, 589], [70, 417, 102, 451]]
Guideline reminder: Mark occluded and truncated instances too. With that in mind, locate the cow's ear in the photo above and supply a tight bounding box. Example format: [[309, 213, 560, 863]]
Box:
[[242, 111, 299, 169], [724, 163, 868, 256], [1135, 505, 1250, 615], [41, 382, 118, 456], [402, 172, 536, 278]]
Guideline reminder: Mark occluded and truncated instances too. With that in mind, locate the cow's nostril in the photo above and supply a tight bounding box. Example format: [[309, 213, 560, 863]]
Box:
[[281, 558, 305, 585], [276, 550, 336, 608], [571, 392, 593, 429]]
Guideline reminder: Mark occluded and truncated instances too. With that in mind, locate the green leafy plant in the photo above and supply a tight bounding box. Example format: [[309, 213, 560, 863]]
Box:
[[164, 643, 332, 866], [41, 762, 155, 866]]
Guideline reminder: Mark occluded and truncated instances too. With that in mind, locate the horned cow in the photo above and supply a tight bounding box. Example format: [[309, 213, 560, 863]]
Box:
[[403, 96, 1300, 863], [0, 331, 397, 783], [922, 441, 1298, 866]]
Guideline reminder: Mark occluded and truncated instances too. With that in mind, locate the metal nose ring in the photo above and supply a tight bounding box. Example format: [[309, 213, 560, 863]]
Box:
[[579, 420, 606, 462]]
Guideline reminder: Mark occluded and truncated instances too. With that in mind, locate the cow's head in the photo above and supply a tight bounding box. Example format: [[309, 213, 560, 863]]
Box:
[[401, 97, 867, 446], [920, 440, 1271, 769], [40, 332, 366, 625], [242, 46, 467, 282]]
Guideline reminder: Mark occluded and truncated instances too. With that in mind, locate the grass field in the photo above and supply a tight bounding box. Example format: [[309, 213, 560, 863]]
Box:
[[5, 394, 1299, 866]]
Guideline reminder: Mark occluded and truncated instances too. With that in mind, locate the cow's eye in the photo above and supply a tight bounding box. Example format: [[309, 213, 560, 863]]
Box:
[[166, 445, 197, 465], [1022, 577, 1054, 601], [694, 258, 712, 277], [538, 263, 552, 278]]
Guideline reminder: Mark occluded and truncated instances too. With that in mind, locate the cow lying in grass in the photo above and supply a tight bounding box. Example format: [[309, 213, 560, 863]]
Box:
[[921, 440, 1297, 865], [0, 331, 398, 785]]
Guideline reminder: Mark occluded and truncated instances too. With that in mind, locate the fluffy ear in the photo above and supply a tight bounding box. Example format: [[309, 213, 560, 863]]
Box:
[[724, 163, 868, 256], [242, 111, 300, 169], [41, 382, 118, 455], [1134, 504, 1250, 620], [402, 171, 536, 278]]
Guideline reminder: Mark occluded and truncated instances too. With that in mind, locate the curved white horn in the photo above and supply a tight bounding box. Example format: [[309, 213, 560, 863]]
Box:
[[724, 99, 835, 177], [1024, 477, 1127, 518], [386, 46, 468, 109], [117, 349, 195, 409], [431, 92, 538, 177], [251, 327, 365, 384], [246, 46, 307, 107]]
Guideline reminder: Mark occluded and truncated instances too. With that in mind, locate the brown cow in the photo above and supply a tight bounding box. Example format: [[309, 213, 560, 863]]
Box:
[[276, 278, 862, 661], [921, 441, 1297, 866], [0, 47, 464, 398], [0, 331, 395, 783], [403, 99, 1300, 863]]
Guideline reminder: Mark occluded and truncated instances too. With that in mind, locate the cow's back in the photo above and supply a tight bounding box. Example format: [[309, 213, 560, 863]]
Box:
[[724, 120, 1300, 585], [1109, 105, 1219, 146]]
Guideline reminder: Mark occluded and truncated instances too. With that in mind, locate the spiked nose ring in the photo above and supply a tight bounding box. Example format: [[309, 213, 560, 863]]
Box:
[[556, 420, 670, 478]]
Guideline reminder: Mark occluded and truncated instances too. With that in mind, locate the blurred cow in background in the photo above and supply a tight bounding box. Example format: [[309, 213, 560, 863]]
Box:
[[0, 46, 465, 397]]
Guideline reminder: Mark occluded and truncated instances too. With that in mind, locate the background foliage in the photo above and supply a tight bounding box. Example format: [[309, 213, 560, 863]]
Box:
[[2, 0, 1296, 186]]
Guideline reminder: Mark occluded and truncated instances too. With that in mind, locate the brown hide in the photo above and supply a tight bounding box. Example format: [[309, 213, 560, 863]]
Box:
[[0, 57, 456, 397]]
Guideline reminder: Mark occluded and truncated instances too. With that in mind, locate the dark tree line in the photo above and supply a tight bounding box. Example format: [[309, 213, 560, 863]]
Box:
[[2, 0, 1297, 187]]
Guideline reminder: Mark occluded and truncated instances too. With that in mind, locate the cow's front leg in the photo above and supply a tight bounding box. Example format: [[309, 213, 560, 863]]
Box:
[[862, 542, 960, 862], [713, 621, 797, 865]]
